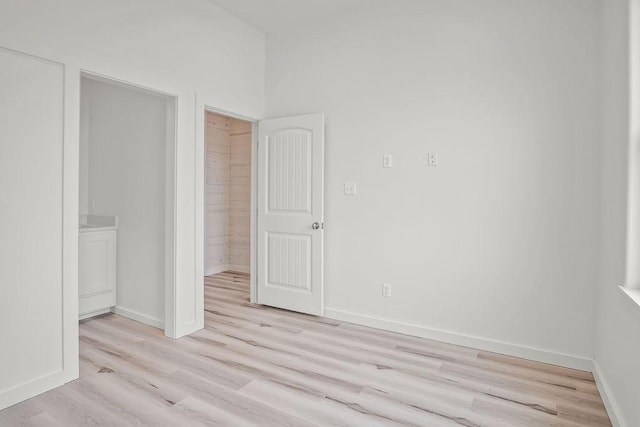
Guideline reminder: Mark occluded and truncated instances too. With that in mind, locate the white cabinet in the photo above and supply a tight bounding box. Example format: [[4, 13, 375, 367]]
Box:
[[79, 229, 116, 319]]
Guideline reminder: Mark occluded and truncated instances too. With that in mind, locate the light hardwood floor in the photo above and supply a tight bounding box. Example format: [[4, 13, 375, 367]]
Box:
[[0, 272, 611, 426]]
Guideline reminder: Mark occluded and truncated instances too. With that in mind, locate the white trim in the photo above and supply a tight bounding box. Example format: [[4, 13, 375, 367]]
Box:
[[62, 63, 80, 384], [164, 94, 178, 339], [193, 94, 206, 338], [111, 306, 164, 329], [324, 308, 593, 371], [593, 360, 626, 427], [0, 371, 67, 411], [250, 122, 258, 304], [203, 105, 258, 123], [624, 0, 640, 290], [79, 71, 176, 99]]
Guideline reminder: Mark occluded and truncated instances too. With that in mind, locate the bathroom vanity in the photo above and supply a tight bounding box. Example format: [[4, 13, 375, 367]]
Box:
[[79, 215, 117, 320]]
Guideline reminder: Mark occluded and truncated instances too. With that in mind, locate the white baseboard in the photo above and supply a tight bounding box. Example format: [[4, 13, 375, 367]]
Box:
[[0, 370, 66, 411], [205, 264, 229, 276], [592, 360, 626, 427], [228, 264, 250, 274], [324, 308, 593, 371], [111, 306, 164, 330]]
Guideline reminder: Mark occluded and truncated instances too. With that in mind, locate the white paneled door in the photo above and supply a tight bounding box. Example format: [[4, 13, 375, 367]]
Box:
[[257, 114, 324, 315]]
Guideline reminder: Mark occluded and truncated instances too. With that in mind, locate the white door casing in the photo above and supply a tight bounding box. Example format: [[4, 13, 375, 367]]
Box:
[[257, 114, 324, 316]]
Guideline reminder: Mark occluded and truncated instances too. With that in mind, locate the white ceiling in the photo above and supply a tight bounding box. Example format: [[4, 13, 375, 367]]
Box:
[[208, 0, 366, 34]]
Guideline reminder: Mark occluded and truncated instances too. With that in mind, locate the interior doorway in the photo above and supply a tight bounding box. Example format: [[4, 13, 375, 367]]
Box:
[[201, 111, 325, 317], [204, 111, 254, 283], [79, 73, 176, 333]]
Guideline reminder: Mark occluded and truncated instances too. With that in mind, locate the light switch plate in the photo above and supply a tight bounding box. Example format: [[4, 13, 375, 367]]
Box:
[[382, 283, 391, 297], [383, 154, 393, 168], [344, 182, 357, 195], [428, 152, 438, 167]]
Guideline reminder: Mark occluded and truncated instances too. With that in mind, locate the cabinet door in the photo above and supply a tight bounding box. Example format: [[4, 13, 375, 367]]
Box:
[[79, 231, 116, 315]]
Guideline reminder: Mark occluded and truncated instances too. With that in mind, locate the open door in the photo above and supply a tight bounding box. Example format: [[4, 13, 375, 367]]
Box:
[[257, 114, 324, 316]]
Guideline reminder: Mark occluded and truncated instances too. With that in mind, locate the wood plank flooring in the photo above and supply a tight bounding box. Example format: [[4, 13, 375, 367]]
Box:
[[0, 272, 611, 426]]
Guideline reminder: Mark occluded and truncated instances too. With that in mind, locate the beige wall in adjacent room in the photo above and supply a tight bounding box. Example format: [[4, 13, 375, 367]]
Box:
[[205, 112, 231, 274], [205, 111, 251, 275], [229, 119, 252, 271]]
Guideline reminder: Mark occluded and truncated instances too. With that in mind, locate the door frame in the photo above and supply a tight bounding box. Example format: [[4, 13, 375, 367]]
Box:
[[79, 70, 179, 337], [201, 105, 259, 304]]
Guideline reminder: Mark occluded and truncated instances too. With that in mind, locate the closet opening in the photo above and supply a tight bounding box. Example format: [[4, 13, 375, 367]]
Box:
[[78, 73, 176, 334], [204, 110, 255, 305]]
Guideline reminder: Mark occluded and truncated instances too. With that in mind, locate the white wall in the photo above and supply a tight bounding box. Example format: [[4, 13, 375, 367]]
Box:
[[595, 0, 640, 425], [266, 0, 602, 367], [0, 0, 265, 342], [81, 77, 169, 327]]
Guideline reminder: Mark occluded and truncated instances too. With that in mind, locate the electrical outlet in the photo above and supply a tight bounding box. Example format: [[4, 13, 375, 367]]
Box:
[[428, 152, 438, 167], [383, 154, 393, 168], [382, 283, 391, 297]]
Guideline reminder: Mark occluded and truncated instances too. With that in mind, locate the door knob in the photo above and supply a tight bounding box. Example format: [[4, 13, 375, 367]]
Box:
[[312, 222, 321, 230]]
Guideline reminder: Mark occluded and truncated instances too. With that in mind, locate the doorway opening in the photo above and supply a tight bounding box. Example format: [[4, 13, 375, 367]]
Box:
[[201, 111, 325, 318], [204, 110, 254, 296], [78, 73, 176, 335]]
